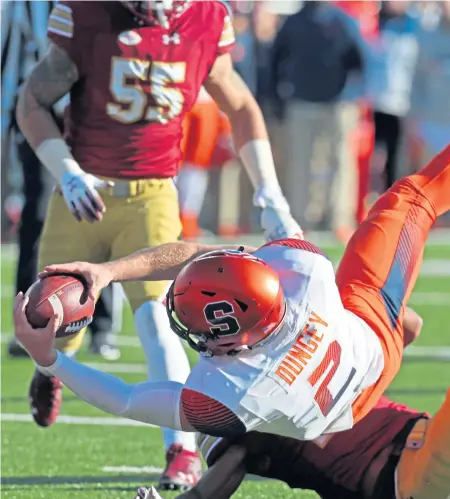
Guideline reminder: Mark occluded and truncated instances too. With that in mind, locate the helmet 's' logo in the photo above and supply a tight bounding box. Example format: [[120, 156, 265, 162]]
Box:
[[118, 31, 142, 46], [204, 301, 241, 337]]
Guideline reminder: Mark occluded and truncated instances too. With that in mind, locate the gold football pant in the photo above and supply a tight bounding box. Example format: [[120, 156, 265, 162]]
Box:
[[38, 178, 181, 353], [396, 389, 450, 499]]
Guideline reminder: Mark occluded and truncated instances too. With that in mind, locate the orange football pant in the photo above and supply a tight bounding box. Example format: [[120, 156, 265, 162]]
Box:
[[396, 389, 450, 499], [182, 102, 224, 168], [336, 145, 450, 423]]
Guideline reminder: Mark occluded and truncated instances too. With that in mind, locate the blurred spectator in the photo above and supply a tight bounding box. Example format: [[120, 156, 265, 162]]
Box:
[[253, 5, 280, 112], [410, 0, 450, 163], [231, 10, 257, 95], [369, 1, 420, 189], [271, 1, 366, 240]]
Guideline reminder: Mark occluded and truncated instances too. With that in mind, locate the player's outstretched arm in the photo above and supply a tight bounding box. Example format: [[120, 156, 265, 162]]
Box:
[[39, 242, 257, 299], [13, 293, 194, 431], [16, 43, 113, 223], [204, 54, 303, 241]]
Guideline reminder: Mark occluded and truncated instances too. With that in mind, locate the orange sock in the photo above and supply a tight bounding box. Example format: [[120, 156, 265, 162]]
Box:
[[181, 213, 200, 239]]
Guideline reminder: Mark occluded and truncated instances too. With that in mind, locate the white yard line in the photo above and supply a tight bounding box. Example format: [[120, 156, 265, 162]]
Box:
[[408, 292, 450, 305], [114, 336, 142, 347], [417, 261, 450, 277], [406, 345, 450, 360], [1, 413, 156, 427]]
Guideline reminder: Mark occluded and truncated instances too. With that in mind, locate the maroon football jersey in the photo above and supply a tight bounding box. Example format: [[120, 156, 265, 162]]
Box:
[[206, 396, 427, 498], [296, 396, 427, 496], [47, 1, 235, 179]]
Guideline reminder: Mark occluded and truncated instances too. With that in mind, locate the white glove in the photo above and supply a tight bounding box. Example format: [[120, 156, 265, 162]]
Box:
[[134, 486, 162, 499], [60, 171, 114, 223], [253, 187, 304, 242], [261, 206, 304, 242]]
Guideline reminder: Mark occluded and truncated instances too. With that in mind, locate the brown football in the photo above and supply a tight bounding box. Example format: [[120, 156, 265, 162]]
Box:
[[25, 274, 95, 338]]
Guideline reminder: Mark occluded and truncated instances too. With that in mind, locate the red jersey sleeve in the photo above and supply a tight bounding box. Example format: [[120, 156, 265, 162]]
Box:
[[215, 2, 236, 56], [47, 2, 90, 75]]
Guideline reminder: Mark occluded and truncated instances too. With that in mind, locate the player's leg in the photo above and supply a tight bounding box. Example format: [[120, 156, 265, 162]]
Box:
[[110, 179, 200, 490], [178, 102, 219, 238], [88, 283, 122, 361], [396, 389, 450, 499], [30, 190, 109, 427], [336, 145, 450, 421]]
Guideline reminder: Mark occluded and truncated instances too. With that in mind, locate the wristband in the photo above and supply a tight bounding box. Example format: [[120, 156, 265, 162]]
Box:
[[35, 138, 84, 183]]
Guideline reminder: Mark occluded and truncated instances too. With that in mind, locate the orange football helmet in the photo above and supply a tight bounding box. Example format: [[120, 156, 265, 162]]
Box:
[[166, 248, 286, 357]]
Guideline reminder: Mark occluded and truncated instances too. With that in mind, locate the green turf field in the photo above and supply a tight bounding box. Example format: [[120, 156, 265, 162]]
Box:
[[2, 236, 450, 499]]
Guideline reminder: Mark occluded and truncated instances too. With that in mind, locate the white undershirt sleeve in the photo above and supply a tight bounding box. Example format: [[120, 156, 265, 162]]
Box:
[[37, 351, 185, 430]]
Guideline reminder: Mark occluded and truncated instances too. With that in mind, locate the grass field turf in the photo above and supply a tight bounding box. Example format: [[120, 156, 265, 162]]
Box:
[[1, 237, 449, 499]]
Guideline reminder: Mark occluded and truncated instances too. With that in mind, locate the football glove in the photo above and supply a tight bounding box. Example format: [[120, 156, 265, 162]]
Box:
[[254, 187, 304, 242], [60, 171, 114, 223]]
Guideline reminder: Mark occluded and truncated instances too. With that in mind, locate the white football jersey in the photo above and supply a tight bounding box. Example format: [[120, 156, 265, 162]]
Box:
[[185, 240, 384, 441]]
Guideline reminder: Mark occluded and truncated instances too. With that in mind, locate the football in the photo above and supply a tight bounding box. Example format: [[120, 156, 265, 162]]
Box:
[[25, 274, 95, 338]]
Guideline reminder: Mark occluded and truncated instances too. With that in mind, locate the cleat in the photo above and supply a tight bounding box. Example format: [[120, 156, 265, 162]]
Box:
[[158, 444, 202, 491], [29, 369, 63, 427]]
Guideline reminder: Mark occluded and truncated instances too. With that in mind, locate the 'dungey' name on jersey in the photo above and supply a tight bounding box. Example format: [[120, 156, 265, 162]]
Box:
[[184, 240, 385, 441], [273, 310, 329, 388]]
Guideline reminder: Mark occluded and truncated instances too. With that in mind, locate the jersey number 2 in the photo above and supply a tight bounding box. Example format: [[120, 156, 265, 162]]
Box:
[[107, 57, 186, 125], [308, 340, 357, 417]]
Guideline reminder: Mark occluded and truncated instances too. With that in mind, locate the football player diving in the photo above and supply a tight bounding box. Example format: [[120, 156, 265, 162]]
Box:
[[13, 146, 450, 497]]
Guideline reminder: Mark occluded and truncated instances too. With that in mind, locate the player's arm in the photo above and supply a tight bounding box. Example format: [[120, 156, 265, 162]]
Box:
[[403, 306, 423, 347], [13, 293, 195, 431], [104, 242, 257, 282], [176, 445, 247, 499], [138, 445, 248, 499], [16, 2, 112, 223], [204, 54, 302, 241], [39, 241, 257, 298], [16, 43, 77, 152]]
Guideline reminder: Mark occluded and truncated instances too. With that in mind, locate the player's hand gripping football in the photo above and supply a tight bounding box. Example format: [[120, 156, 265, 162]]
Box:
[[13, 293, 59, 367], [61, 171, 114, 223], [38, 262, 112, 300], [254, 187, 304, 242]]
